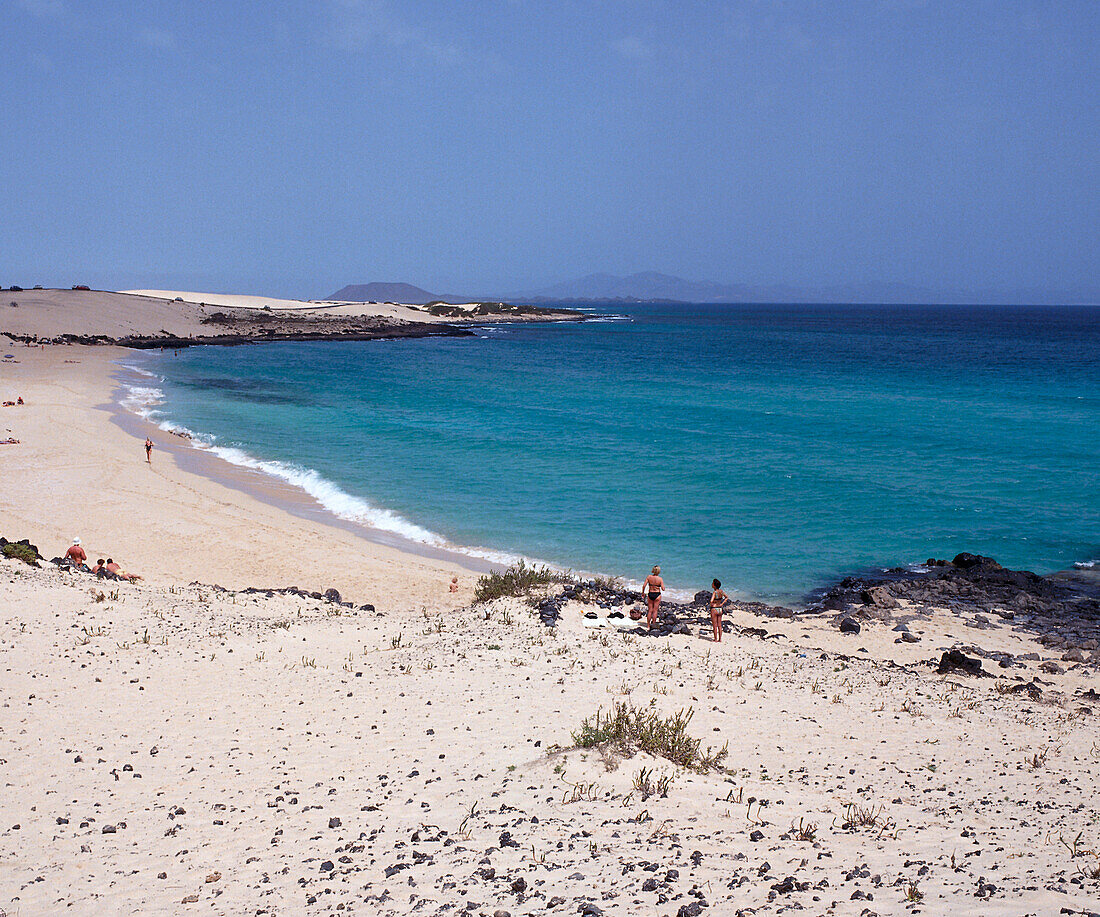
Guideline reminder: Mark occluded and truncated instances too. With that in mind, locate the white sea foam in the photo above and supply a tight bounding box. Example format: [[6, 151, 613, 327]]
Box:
[[118, 385, 166, 419], [1074, 559, 1098, 569], [114, 378, 638, 579], [204, 445, 448, 546], [115, 380, 541, 560], [120, 363, 162, 380]]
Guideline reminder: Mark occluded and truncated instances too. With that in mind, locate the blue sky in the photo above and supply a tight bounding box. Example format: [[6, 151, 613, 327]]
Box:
[[3, 0, 1097, 299]]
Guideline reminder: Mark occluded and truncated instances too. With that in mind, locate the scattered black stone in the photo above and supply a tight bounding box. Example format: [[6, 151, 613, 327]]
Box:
[[839, 618, 861, 635], [937, 649, 986, 677], [1006, 680, 1044, 699]]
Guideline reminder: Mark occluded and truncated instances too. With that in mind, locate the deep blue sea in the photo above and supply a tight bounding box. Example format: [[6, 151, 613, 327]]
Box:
[[121, 304, 1100, 604]]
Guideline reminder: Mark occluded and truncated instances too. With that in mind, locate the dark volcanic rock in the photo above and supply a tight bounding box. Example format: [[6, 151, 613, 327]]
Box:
[[937, 649, 984, 676], [839, 618, 861, 635], [809, 553, 1100, 645], [952, 552, 999, 570]]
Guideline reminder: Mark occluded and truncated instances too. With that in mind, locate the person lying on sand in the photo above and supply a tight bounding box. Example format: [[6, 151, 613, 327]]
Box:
[[643, 565, 664, 631], [0, 437, 20, 444], [709, 578, 728, 642], [2, 397, 23, 406], [105, 558, 142, 582]]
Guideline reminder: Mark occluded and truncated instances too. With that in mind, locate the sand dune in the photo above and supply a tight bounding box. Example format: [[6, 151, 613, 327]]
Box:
[[124, 289, 436, 323]]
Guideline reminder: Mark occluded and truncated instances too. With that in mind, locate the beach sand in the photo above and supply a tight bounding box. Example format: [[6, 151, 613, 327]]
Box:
[[2, 345, 1099, 916], [0, 346, 473, 610]]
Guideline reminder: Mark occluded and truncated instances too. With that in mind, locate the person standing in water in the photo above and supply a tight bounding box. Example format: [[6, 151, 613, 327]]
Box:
[[643, 565, 664, 631], [145, 438, 153, 463], [709, 578, 728, 642]]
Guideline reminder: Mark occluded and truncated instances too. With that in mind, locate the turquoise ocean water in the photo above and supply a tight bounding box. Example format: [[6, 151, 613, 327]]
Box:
[[121, 304, 1100, 604]]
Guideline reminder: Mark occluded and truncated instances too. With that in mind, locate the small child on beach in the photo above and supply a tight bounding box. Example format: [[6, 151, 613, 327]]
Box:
[[449, 576, 459, 593], [709, 578, 728, 642]]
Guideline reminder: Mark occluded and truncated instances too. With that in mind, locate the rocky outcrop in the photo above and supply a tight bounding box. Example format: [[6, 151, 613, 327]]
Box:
[[3, 319, 477, 349], [808, 553, 1100, 655]]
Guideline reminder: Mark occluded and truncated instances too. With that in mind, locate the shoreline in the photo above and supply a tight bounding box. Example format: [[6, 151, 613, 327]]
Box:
[[0, 344, 478, 610], [107, 359, 499, 579], [107, 348, 1099, 611]]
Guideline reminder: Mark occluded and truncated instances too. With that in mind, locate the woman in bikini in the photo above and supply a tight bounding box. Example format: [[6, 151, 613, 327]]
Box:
[[643, 565, 664, 631], [709, 578, 728, 642]]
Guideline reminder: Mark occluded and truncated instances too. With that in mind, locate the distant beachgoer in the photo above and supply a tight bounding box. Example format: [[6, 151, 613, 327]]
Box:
[[145, 438, 153, 463], [709, 579, 728, 642], [449, 576, 459, 593], [64, 538, 88, 570], [91, 558, 106, 576], [105, 558, 142, 582], [643, 565, 664, 631]]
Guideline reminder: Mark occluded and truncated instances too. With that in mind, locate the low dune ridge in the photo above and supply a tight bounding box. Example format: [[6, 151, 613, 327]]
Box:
[[1, 288, 584, 347]]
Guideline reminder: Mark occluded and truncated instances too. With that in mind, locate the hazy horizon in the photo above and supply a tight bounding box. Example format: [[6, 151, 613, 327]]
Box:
[[4, 1, 1097, 301]]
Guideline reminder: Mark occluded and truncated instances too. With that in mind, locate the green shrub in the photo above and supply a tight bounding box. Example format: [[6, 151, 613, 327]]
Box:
[[473, 560, 566, 603], [572, 702, 728, 773], [2, 542, 39, 565]]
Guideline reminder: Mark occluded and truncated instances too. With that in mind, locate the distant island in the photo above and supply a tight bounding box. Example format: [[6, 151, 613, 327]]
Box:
[[328, 282, 472, 305], [329, 273, 1099, 306], [509, 272, 1100, 306]]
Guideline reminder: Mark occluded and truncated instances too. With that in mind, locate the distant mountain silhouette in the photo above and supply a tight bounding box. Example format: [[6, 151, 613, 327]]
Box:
[[328, 276, 1099, 307], [328, 282, 470, 304]]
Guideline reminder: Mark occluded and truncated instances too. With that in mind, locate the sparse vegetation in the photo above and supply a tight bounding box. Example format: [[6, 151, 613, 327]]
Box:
[[791, 817, 818, 841], [572, 702, 728, 772], [1, 542, 39, 565], [473, 560, 565, 602], [632, 766, 674, 801]]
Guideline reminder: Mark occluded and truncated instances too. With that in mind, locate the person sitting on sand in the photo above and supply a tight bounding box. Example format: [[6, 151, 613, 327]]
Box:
[[643, 565, 664, 631], [105, 558, 142, 582], [90, 558, 106, 577], [449, 576, 459, 593], [709, 578, 728, 642], [63, 538, 88, 571]]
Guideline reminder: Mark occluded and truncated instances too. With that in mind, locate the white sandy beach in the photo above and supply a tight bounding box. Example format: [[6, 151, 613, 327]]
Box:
[[2, 338, 1099, 916]]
